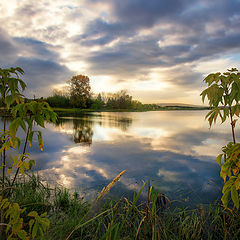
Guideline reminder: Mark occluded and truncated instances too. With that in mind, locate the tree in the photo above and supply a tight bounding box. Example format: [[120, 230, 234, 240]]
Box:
[[91, 93, 105, 110], [106, 90, 133, 109], [68, 75, 91, 108], [46, 90, 70, 108], [201, 68, 240, 209]]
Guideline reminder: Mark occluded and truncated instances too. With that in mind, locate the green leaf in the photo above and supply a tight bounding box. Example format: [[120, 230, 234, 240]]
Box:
[[36, 115, 45, 128], [24, 161, 30, 170], [220, 162, 231, 182], [29, 219, 34, 232], [18, 119, 26, 132], [28, 131, 34, 147], [216, 154, 223, 166], [28, 211, 38, 218], [37, 131, 43, 151], [32, 222, 38, 239], [17, 230, 27, 240], [9, 118, 19, 136], [221, 190, 230, 207], [40, 212, 47, 217], [5, 95, 13, 108], [231, 185, 239, 209], [19, 165, 25, 174], [222, 179, 234, 193]]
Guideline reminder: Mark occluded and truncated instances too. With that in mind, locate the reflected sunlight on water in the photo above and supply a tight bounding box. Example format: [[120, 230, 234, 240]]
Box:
[[7, 110, 239, 205]]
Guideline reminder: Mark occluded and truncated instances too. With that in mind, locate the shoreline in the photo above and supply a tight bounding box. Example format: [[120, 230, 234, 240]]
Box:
[[53, 106, 210, 115]]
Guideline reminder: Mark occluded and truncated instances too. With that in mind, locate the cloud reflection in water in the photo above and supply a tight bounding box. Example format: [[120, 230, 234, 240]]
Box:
[[27, 111, 239, 205]]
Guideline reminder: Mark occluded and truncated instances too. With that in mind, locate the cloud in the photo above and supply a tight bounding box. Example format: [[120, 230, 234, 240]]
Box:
[[75, 0, 240, 92], [14, 57, 72, 97], [0, 0, 240, 103], [112, 0, 191, 27], [0, 29, 18, 65], [0, 26, 73, 96]]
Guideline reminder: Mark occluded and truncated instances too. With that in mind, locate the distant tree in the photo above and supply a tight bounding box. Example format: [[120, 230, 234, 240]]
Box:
[[106, 90, 133, 109], [91, 93, 105, 109], [97, 93, 103, 102], [46, 90, 70, 108], [68, 75, 91, 108]]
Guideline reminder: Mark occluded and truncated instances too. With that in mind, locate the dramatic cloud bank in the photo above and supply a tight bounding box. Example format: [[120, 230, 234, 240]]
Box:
[[0, 0, 239, 103]]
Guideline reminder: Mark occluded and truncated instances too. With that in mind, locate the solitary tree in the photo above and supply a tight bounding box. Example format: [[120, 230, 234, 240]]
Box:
[[68, 75, 91, 108]]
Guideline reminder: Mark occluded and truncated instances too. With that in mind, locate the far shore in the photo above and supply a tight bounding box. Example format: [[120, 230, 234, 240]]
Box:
[[53, 106, 210, 115]]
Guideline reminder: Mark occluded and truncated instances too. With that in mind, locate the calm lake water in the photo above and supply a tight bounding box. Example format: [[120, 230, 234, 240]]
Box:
[[6, 111, 240, 205]]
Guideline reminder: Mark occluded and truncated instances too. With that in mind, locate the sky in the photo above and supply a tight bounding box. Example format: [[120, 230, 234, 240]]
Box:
[[0, 0, 240, 104]]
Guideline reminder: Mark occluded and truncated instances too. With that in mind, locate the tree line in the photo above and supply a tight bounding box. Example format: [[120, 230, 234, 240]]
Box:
[[46, 74, 161, 111]]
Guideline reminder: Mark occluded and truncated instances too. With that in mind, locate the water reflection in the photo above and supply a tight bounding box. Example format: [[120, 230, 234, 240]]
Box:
[[4, 111, 239, 206], [54, 113, 133, 146], [56, 118, 94, 145]]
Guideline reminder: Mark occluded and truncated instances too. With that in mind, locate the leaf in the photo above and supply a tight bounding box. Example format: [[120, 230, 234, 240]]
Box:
[[235, 179, 240, 190], [231, 185, 239, 209], [231, 119, 237, 128], [216, 154, 223, 166], [220, 162, 231, 182], [19, 165, 25, 174], [36, 115, 45, 128], [29, 219, 34, 232], [24, 161, 30, 170], [37, 132, 43, 151], [28, 131, 34, 147], [17, 160, 23, 168], [32, 222, 38, 239], [3, 141, 10, 151], [17, 230, 27, 240], [222, 179, 234, 193], [7, 168, 12, 175], [235, 106, 240, 117], [9, 118, 19, 136], [221, 190, 230, 207], [28, 211, 38, 218], [18, 119, 26, 132], [40, 212, 47, 218], [5, 95, 13, 108], [200, 89, 207, 103]]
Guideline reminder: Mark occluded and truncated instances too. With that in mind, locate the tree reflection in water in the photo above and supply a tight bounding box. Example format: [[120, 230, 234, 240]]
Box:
[[56, 117, 93, 145], [55, 113, 133, 146], [72, 118, 93, 145]]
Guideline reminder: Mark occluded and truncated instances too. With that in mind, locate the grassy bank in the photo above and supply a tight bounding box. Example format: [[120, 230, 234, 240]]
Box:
[[8, 174, 240, 240], [53, 106, 209, 116]]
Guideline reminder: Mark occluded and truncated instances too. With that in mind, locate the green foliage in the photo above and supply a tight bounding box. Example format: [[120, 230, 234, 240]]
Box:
[[0, 198, 29, 240], [216, 142, 240, 209], [46, 93, 70, 108], [0, 197, 50, 240], [201, 68, 240, 209], [3, 175, 240, 239], [201, 68, 240, 127], [11, 101, 57, 151], [0, 67, 26, 109], [28, 211, 50, 239], [0, 67, 54, 239], [68, 75, 91, 108], [90, 94, 105, 110]]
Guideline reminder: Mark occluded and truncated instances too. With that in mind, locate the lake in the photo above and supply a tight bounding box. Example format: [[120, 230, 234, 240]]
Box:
[[7, 110, 240, 206]]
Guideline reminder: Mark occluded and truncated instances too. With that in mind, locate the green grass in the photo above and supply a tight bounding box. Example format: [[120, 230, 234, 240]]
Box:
[[6, 175, 240, 240], [53, 106, 210, 116]]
